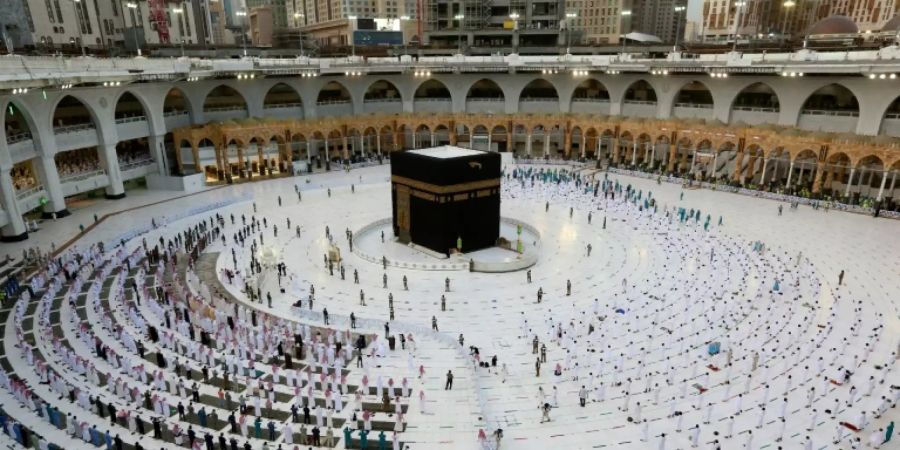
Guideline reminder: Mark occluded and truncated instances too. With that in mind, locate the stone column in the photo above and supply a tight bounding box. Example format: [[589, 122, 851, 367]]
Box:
[[431, 133, 436, 147], [98, 144, 126, 199], [731, 151, 745, 183], [237, 146, 246, 178], [323, 138, 330, 161], [376, 135, 382, 155], [0, 169, 27, 241], [563, 131, 572, 158], [876, 170, 888, 201], [449, 127, 458, 146], [174, 142, 185, 174], [191, 143, 201, 174], [543, 134, 550, 156], [812, 165, 825, 194], [667, 145, 677, 172], [759, 158, 769, 186], [148, 134, 167, 175], [711, 152, 719, 180], [506, 128, 513, 153], [631, 140, 638, 166], [342, 136, 349, 160], [258, 143, 266, 176], [214, 143, 225, 180], [843, 168, 855, 197], [33, 156, 69, 218], [526, 134, 532, 155], [785, 161, 794, 186]]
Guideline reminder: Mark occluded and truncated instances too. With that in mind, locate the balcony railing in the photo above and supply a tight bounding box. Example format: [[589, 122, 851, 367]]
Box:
[[520, 97, 559, 102], [60, 168, 106, 183], [53, 123, 95, 134], [15, 185, 43, 200], [674, 102, 714, 109], [263, 102, 304, 109], [414, 98, 451, 102], [800, 109, 859, 117], [623, 100, 657, 105], [363, 98, 402, 103], [119, 158, 156, 171], [733, 106, 779, 113], [467, 98, 504, 102], [164, 110, 189, 117], [317, 99, 351, 106], [572, 98, 610, 103], [204, 105, 247, 112], [6, 131, 32, 144], [115, 115, 147, 124]]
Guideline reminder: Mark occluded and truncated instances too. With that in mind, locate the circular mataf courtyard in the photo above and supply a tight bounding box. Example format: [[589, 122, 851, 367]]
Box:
[[3, 162, 898, 450]]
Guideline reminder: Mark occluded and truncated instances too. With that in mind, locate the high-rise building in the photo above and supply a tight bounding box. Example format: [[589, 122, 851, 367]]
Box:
[[699, 0, 899, 42], [568, 0, 633, 45], [631, 0, 687, 43], [423, 0, 564, 49], [0, 0, 200, 52], [246, 0, 289, 28]]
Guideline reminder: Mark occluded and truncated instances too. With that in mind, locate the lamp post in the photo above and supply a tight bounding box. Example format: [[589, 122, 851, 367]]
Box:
[[619, 10, 631, 55], [781, 0, 795, 45], [732, 0, 746, 52], [348, 15, 357, 57], [509, 12, 519, 54], [673, 5, 685, 53], [236, 10, 248, 56], [173, 7, 185, 56], [73, 0, 87, 56], [294, 12, 305, 56], [454, 14, 465, 54]]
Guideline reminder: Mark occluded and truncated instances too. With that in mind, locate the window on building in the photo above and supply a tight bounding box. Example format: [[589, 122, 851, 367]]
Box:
[[53, 0, 64, 23], [45, 0, 56, 23]]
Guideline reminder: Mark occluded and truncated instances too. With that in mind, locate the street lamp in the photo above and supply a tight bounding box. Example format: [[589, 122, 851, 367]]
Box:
[[509, 12, 520, 54], [565, 12, 577, 54], [673, 5, 686, 53], [236, 10, 248, 56], [293, 13, 305, 56], [348, 15, 357, 57], [619, 10, 631, 55], [454, 14, 465, 55], [173, 7, 185, 57], [781, 0, 795, 45], [73, 0, 87, 56], [732, 1, 747, 52]]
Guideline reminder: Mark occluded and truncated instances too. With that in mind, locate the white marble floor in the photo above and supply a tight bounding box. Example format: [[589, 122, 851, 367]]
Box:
[[4, 163, 899, 450]]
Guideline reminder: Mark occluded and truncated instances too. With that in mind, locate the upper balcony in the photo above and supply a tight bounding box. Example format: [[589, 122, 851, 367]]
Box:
[[5, 48, 900, 90]]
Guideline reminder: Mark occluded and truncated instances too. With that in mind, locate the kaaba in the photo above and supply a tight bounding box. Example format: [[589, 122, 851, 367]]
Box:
[[391, 147, 502, 255]]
